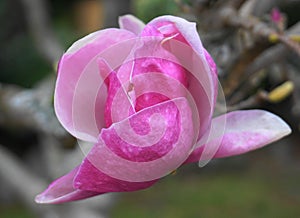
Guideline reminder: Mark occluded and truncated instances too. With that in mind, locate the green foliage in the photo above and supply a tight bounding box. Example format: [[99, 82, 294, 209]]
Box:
[[0, 0, 6, 15], [133, 0, 179, 23], [0, 204, 34, 218], [0, 33, 51, 88], [112, 156, 300, 218], [0, 0, 80, 88], [0, 0, 51, 88]]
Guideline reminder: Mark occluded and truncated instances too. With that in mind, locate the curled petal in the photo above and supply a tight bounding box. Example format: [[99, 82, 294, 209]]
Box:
[[99, 61, 134, 127], [74, 159, 158, 193], [37, 97, 195, 203], [76, 97, 196, 185], [55, 29, 135, 141], [142, 15, 203, 55], [119, 14, 145, 35], [185, 110, 291, 164], [35, 164, 157, 204], [161, 38, 215, 139], [143, 15, 218, 96], [140, 15, 218, 139], [35, 167, 100, 204]]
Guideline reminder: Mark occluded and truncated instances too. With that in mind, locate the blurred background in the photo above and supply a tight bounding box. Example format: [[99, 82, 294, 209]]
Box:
[[0, 0, 300, 217]]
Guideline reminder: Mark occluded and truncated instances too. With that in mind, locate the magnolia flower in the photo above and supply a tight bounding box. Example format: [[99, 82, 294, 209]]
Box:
[[35, 15, 291, 204]]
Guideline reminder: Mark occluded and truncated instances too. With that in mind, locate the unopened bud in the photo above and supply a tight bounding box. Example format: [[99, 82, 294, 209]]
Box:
[[268, 81, 294, 103]]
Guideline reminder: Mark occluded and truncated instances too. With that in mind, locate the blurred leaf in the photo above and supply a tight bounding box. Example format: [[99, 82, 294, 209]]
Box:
[[112, 159, 300, 218], [0, 33, 51, 88], [0, 204, 34, 218], [133, 0, 179, 23]]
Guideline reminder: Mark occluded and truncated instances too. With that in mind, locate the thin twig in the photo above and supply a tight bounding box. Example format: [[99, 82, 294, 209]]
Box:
[[221, 6, 300, 57], [217, 90, 268, 113]]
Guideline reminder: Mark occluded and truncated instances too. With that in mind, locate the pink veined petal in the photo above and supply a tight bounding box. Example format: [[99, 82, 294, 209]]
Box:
[[130, 57, 189, 112], [141, 15, 218, 139], [142, 14, 218, 84], [97, 58, 135, 127], [55, 28, 135, 141], [102, 97, 182, 162], [103, 36, 190, 123], [161, 38, 215, 139], [185, 110, 291, 164], [142, 15, 204, 56], [143, 15, 218, 91], [37, 97, 195, 204], [35, 164, 157, 204], [75, 97, 195, 185], [132, 57, 188, 87], [119, 14, 145, 35], [74, 159, 158, 193], [102, 70, 135, 127], [34, 166, 100, 204], [123, 37, 201, 141]]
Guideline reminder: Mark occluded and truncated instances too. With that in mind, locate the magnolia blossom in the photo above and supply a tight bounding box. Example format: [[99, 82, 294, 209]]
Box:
[[35, 15, 291, 204]]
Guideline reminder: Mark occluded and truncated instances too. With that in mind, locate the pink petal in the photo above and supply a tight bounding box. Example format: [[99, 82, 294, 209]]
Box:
[[143, 15, 218, 97], [204, 49, 218, 104], [104, 36, 191, 122], [161, 38, 216, 139], [141, 15, 218, 139], [131, 58, 189, 111], [37, 97, 195, 203], [74, 159, 158, 193], [103, 97, 182, 162], [106, 36, 200, 135], [185, 110, 291, 164], [35, 167, 100, 204], [119, 14, 145, 35], [142, 15, 204, 57], [75, 97, 196, 186], [98, 60, 134, 127], [55, 29, 135, 141], [132, 57, 188, 87]]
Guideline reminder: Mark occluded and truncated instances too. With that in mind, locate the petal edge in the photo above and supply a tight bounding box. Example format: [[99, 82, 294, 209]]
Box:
[[185, 110, 291, 163]]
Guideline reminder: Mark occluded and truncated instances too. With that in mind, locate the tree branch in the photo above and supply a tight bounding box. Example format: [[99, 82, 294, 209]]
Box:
[[0, 144, 48, 213], [0, 77, 65, 137], [221, 6, 300, 56], [228, 21, 300, 103], [20, 0, 63, 64]]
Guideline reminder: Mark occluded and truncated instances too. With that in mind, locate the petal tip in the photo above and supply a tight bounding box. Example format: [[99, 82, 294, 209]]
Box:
[[118, 14, 145, 35], [34, 191, 54, 204], [261, 109, 292, 138], [274, 117, 292, 139]]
